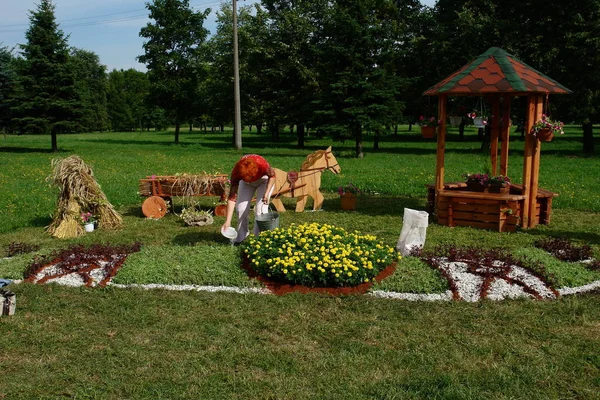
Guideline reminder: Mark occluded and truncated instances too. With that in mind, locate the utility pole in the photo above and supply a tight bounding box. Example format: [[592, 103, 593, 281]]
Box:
[[232, 0, 242, 150]]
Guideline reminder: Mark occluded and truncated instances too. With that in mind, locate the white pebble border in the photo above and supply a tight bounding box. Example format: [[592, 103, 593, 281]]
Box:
[[5, 268, 600, 302], [110, 283, 271, 295]]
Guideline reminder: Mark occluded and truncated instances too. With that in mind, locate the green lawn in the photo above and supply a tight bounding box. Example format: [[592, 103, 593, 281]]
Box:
[[0, 126, 599, 398]]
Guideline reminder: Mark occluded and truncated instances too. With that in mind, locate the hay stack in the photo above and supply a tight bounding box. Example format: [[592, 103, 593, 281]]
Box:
[[46, 155, 122, 238]]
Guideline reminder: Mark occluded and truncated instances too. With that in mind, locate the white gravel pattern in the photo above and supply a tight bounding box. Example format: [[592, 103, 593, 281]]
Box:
[[558, 280, 600, 296], [369, 290, 453, 301], [7, 261, 599, 301], [436, 260, 557, 302], [109, 283, 272, 295]]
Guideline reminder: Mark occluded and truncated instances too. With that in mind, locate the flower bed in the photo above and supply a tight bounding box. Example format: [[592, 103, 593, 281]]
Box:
[[242, 222, 398, 289], [415, 246, 560, 301], [24, 243, 142, 287]]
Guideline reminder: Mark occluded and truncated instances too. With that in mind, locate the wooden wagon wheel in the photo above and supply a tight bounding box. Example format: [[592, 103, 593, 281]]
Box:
[[142, 196, 168, 219]]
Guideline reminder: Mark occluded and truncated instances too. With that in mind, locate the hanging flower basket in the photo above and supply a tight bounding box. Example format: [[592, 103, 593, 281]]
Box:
[[449, 116, 462, 126], [535, 128, 554, 142], [472, 117, 486, 128], [531, 114, 563, 142]]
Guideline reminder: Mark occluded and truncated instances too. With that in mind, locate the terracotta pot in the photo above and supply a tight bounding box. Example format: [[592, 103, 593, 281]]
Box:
[[214, 204, 227, 217], [465, 181, 485, 192], [485, 184, 510, 194], [420, 126, 435, 138], [536, 128, 554, 142], [340, 193, 357, 210]]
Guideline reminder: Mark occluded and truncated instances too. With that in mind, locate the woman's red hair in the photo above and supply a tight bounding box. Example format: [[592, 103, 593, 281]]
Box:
[[232, 157, 259, 182]]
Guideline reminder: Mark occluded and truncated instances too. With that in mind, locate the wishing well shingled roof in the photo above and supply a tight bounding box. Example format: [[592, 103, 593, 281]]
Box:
[[423, 47, 571, 95]]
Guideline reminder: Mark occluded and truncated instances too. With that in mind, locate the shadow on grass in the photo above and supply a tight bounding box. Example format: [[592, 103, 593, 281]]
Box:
[[29, 216, 53, 228], [322, 196, 426, 217], [121, 205, 145, 218], [172, 230, 226, 246], [0, 146, 61, 154], [525, 229, 600, 246]]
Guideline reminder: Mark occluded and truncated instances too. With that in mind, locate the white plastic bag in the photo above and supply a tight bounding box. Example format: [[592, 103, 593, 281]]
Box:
[[396, 208, 429, 256]]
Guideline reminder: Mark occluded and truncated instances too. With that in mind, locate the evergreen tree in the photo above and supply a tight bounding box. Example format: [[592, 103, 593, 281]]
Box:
[[259, 0, 324, 147], [13, 0, 80, 151], [207, 3, 264, 135], [313, 0, 404, 157], [138, 0, 210, 144], [69, 48, 109, 132], [106, 69, 153, 132], [0, 45, 16, 133]]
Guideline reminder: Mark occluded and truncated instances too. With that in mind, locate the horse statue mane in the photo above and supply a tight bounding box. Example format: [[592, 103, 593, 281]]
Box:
[[271, 147, 341, 213], [301, 150, 326, 170]]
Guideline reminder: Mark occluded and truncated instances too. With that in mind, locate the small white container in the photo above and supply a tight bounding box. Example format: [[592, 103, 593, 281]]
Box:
[[221, 227, 237, 240], [84, 223, 95, 233]]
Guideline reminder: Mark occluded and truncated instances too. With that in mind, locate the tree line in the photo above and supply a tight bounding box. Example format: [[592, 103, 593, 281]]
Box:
[[1, 0, 599, 154]]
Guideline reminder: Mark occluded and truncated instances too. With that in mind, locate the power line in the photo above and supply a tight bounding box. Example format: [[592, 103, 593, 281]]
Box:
[[0, 0, 223, 32]]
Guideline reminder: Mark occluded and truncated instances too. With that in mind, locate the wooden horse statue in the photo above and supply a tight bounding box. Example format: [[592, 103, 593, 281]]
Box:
[[271, 147, 341, 212]]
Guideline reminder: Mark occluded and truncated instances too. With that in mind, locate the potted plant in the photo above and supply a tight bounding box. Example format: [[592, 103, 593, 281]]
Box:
[[486, 175, 511, 194], [214, 200, 228, 217], [467, 111, 489, 128], [338, 183, 361, 210], [462, 173, 511, 194], [462, 173, 489, 192], [80, 212, 97, 232], [178, 205, 214, 226], [419, 116, 439, 138], [530, 114, 564, 141]]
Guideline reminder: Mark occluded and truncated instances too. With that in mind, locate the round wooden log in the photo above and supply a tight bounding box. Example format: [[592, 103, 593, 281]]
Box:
[[142, 196, 167, 219]]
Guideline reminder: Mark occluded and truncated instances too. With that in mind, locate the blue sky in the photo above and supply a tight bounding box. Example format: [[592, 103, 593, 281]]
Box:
[[0, 0, 435, 72]]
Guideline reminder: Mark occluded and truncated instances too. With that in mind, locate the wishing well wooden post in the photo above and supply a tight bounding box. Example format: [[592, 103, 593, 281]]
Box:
[[490, 96, 501, 176], [522, 94, 544, 228], [500, 95, 511, 176], [435, 94, 447, 194]]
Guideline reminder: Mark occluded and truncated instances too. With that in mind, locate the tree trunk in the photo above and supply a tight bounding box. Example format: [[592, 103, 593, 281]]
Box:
[[373, 129, 380, 151], [51, 132, 58, 152], [256, 123, 262, 135], [583, 122, 594, 153], [459, 118, 465, 141], [297, 124, 305, 148], [355, 123, 363, 158], [480, 125, 491, 152], [394, 124, 398, 136], [174, 122, 180, 144], [189, 123, 193, 132], [408, 122, 412, 132]]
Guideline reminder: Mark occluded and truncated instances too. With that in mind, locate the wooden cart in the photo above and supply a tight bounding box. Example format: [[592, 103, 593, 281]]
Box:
[[138, 174, 228, 218]]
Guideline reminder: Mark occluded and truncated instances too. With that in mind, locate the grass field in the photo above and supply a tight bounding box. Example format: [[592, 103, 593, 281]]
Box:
[[1, 125, 599, 398]]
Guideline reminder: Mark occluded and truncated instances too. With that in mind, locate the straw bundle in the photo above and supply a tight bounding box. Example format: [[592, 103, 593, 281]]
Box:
[[46, 155, 122, 238]]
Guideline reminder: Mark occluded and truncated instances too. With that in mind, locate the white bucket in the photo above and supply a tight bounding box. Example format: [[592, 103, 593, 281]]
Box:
[[84, 223, 94, 233]]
